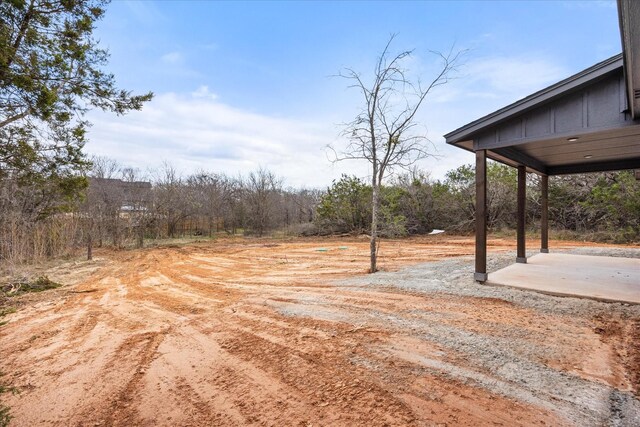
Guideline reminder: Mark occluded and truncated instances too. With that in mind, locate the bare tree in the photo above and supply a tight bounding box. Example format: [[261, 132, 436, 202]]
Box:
[[216, 175, 241, 235], [120, 167, 152, 248], [245, 167, 283, 237], [332, 35, 462, 272], [84, 157, 123, 259], [187, 171, 226, 237], [154, 162, 192, 238]]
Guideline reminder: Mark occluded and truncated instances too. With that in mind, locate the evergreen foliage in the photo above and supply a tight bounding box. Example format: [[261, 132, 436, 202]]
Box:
[[0, 0, 152, 220]]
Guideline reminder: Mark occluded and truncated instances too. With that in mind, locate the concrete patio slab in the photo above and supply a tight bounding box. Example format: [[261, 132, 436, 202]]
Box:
[[486, 253, 640, 304]]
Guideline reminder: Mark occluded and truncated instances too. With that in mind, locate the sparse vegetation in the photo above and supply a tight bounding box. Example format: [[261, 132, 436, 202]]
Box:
[[1, 276, 61, 296], [0, 371, 15, 427], [0, 276, 61, 331], [0, 307, 16, 319]]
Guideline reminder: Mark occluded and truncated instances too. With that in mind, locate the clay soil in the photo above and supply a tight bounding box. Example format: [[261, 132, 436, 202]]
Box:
[[0, 236, 638, 426]]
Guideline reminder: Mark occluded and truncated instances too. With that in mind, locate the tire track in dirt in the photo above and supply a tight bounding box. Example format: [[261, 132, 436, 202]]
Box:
[[1, 237, 638, 426], [85, 330, 168, 426]]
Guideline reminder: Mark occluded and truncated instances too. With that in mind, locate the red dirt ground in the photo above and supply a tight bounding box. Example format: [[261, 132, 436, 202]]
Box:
[[0, 236, 637, 426]]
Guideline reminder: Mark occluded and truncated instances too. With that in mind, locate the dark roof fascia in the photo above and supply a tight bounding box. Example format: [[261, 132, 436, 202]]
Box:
[[618, 0, 638, 119], [444, 54, 624, 144]]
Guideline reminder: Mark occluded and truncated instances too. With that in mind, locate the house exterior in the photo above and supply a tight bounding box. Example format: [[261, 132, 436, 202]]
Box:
[[444, 0, 640, 282], [88, 177, 152, 215]]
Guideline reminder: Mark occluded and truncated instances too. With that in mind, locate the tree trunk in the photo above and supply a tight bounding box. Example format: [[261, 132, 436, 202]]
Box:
[[3, 0, 35, 73], [136, 223, 144, 248], [113, 215, 120, 248], [87, 219, 93, 261], [370, 182, 379, 273]]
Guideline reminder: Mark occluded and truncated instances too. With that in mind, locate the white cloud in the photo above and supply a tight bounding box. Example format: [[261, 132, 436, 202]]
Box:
[[191, 85, 218, 100], [422, 53, 571, 132], [86, 91, 369, 188], [161, 51, 183, 64], [464, 55, 569, 98], [86, 53, 571, 188], [426, 54, 569, 105]]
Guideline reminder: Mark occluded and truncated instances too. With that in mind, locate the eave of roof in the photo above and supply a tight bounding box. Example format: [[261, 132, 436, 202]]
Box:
[[444, 54, 624, 145], [618, 0, 640, 119]]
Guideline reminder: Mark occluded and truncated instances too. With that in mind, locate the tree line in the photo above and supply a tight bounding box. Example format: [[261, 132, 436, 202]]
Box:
[[0, 156, 321, 263], [0, 156, 637, 264], [1, 2, 638, 267], [317, 164, 640, 242], [81, 158, 320, 256]]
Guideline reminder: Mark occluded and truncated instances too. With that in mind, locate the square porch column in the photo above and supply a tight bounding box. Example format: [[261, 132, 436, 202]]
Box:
[[541, 174, 549, 253], [517, 165, 527, 263], [475, 150, 488, 282]]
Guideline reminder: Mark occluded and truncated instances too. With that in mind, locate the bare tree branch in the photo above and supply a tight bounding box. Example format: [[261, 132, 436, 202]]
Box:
[[329, 35, 463, 273]]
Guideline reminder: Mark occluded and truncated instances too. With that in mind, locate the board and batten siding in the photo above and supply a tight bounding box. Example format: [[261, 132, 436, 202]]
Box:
[[473, 70, 633, 151]]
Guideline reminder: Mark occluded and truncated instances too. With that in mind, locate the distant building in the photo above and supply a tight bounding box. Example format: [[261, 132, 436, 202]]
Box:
[[88, 177, 152, 214]]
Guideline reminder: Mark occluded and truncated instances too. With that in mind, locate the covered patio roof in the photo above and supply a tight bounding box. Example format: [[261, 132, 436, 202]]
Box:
[[445, 0, 640, 176], [443, 0, 640, 285], [444, 54, 640, 175]]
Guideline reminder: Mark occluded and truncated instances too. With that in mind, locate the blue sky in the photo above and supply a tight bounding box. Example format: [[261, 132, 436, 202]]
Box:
[[87, 0, 621, 187]]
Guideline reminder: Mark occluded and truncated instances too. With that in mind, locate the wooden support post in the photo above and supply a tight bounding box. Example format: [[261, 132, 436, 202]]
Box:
[[475, 150, 488, 282], [517, 165, 527, 263], [541, 174, 549, 253]]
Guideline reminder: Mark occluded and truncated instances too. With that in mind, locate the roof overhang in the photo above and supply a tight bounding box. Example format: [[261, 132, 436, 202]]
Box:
[[444, 1, 640, 176]]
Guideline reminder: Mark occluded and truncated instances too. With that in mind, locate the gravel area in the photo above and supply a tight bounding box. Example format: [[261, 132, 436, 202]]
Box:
[[342, 247, 640, 315], [337, 247, 640, 426]]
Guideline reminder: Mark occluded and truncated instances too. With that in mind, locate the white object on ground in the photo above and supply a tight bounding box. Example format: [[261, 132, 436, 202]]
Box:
[[429, 229, 445, 235]]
